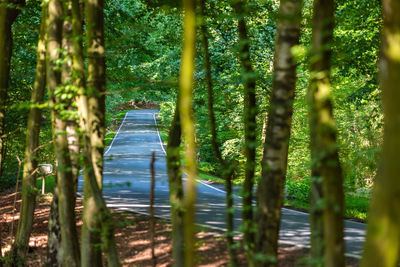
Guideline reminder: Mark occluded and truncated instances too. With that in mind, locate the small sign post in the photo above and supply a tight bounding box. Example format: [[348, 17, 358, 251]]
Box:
[[38, 164, 53, 194]]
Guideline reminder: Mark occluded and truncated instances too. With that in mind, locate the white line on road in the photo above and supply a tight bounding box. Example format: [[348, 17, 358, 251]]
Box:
[[104, 111, 130, 155], [153, 113, 167, 154], [153, 113, 228, 195]]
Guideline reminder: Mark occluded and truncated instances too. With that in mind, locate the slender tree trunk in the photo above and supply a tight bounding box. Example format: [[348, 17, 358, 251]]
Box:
[[231, 2, 257, 264], [81, 0, 120, 266], [45, 175, 62, 267], [361, 1, 400, 266], [71, 0, 101, 265], [166, 101, 185, 267], [309, 174, 324, 266], [47, 0, 81, 265], [80, 0, 104, 263], [179, 0, 197, 265], [62, 1, 80, 206], [12, 2, 47, 263], [150, 152, 156, 267], [0, 0, 24, 178], [308, 0, 345, 266], [199, 1, 237, 265], [255, 1, 302, 266]]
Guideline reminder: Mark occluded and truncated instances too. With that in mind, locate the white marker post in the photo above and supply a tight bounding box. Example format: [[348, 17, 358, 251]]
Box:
[[38, 164, 53, 194]]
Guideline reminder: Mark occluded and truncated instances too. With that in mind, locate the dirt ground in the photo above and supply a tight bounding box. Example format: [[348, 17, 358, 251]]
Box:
[[0, 189, 359, 266]]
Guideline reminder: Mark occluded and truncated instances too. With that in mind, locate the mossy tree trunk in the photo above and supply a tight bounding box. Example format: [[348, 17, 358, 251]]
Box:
[[47, 0, 81, 265], [166, 100, 185, 267], [61, 3, 80, 203], [45, 176, 62, 267], [80, 0, 105, 264], [12, 2, 47, 263], [80, 0, 120, 265], [0, 0, 24, 179], [231, 1, 257, 264], [199, 0, 237, 265], [308, 0, 345, 266], [255, 0, 302, 265], [179, 0, 197, 265], [361, 1, 400, 266]]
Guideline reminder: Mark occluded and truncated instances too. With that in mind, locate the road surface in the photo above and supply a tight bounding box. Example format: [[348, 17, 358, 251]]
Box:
[[79, 109, 366, 258]]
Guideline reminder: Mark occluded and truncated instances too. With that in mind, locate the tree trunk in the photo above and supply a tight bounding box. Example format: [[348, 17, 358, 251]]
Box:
[[166, 101, 185, 267], [0, 0, 24, 178], [361, 1, 400, 266], [179, 0, 197, 265], [150, 152, 156, 267], [308, 0, 345, 266], [231, 2, 257, 264], [81, 0, 120, 265], [12, 2, 47, 263], [255, 0, 302, 266], [62, 1, 80, 207], [47, 0, 81, 265], [45, 176, 62, 267], [199, 1, 237, 265], [80, 0, 105, 263]]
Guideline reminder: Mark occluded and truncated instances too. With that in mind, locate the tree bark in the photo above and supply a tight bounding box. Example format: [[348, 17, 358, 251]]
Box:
[[179, 0, 197, 265], [231, 2, 257, 264], [80, 0, 105, 264], [255, 0, 302, 265], [308, 0, 345, 266], [47, 0, 81, 265], [199, 0, 237, 265], [0, 0, 24, 178], [361, 1, 400, 266], [62, 3, 80, 203], [150, 152, 156, 267], [80, 0, 120, 266], [12, 2, 47, 263], [166, 101, 185, 267], [45, 176, 62, 267]]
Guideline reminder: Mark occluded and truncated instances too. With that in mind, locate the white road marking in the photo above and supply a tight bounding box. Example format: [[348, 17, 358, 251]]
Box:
[[153, 113, 167, 154], [152, 112, 230, 195], [104, 111, 130, 155]]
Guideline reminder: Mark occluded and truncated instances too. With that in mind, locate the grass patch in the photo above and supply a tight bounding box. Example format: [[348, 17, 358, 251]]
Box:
[[284, 191, 369, 221], [198, 172, 225, 184]]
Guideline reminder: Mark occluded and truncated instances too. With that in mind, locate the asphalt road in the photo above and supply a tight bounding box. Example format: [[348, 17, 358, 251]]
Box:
[[79, 109, 366, 258]]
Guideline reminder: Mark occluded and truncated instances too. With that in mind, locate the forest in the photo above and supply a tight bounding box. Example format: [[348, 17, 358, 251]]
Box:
[[0, 0, 399, 266]]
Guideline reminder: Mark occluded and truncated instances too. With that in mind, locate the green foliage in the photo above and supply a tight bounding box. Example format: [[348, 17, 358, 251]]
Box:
[[2, 0, 381, 222], [285, 177, 311, 203]]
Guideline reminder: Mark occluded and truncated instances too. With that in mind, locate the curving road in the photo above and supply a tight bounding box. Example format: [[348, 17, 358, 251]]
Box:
[[79, 109, 366, 258]]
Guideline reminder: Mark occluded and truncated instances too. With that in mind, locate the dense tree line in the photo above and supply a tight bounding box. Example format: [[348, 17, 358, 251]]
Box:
[[1, 0, 399, 266]]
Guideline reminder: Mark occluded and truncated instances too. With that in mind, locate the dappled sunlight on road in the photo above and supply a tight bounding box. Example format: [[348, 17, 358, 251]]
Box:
[[77, 109, 366, 257]]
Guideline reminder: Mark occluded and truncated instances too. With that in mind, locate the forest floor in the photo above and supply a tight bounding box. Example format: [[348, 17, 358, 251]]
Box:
[[0, 189, 360, 266]]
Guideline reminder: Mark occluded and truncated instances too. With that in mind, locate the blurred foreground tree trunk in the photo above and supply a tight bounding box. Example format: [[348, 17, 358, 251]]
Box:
[[47, 0, 81, 265], [361, 1, 400, 266], [231, 1, 257, 264], [166, 100, 185, 267], [255, 0, 302, 265], [12, 2, 47, 264], [0, 0, 24, 179], [179, 0, 197, 265], [199, 0, 237, 265], [308, 0, 345, 266]]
